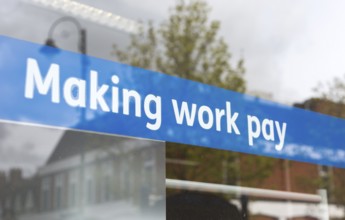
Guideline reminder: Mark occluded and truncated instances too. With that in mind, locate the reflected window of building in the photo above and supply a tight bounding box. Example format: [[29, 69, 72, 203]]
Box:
[[68, 169, 78, 208], [86, 178, 94, 204], [54, 173, 64, 210], [103, 175, 111, 202], [41, 177, 51, 211], [101, 160, 113, 202], [121, 160, 130, 196], [319, 165, 330, 178], [24, 190, 34, 212], [14, 194, 21, 213]]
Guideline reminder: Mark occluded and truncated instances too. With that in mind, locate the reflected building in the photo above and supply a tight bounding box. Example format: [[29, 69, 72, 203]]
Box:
[[0, 119, 165, 220], [166, 97, 345, 220], [0, 169, 39, 219]]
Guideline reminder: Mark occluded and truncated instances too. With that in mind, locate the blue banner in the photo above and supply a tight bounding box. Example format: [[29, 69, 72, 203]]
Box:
[[1, 35, 345, 168]]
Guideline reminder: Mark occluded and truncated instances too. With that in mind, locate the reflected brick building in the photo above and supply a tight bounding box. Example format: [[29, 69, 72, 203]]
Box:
[[166, 98, 345, 220]]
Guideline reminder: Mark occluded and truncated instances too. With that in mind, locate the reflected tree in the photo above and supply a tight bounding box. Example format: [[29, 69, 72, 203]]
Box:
[[113, 0, 245, 92], [313, 74, 345, 104], [113, 0, 274, 188]]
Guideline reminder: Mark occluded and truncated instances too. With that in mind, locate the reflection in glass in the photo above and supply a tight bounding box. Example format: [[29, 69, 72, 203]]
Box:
[[166, 144, 344, 220], [0, 122, 165, 220]]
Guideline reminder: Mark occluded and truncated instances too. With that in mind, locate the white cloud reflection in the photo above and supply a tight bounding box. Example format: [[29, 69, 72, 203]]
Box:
[[261, 139, 345, 165]]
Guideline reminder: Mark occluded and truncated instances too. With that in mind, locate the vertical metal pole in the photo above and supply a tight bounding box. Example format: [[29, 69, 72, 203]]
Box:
[[240, 195, 248, 220], [79, 29, 87, 123], [79, 28, 87, 216], [318, 189, 329, 220], [79, 148, 85, 215]]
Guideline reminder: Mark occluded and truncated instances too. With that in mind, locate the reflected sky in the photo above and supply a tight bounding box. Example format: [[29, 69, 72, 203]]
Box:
[[2, 0, 345, 104], [0, 122, 63, 177]]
